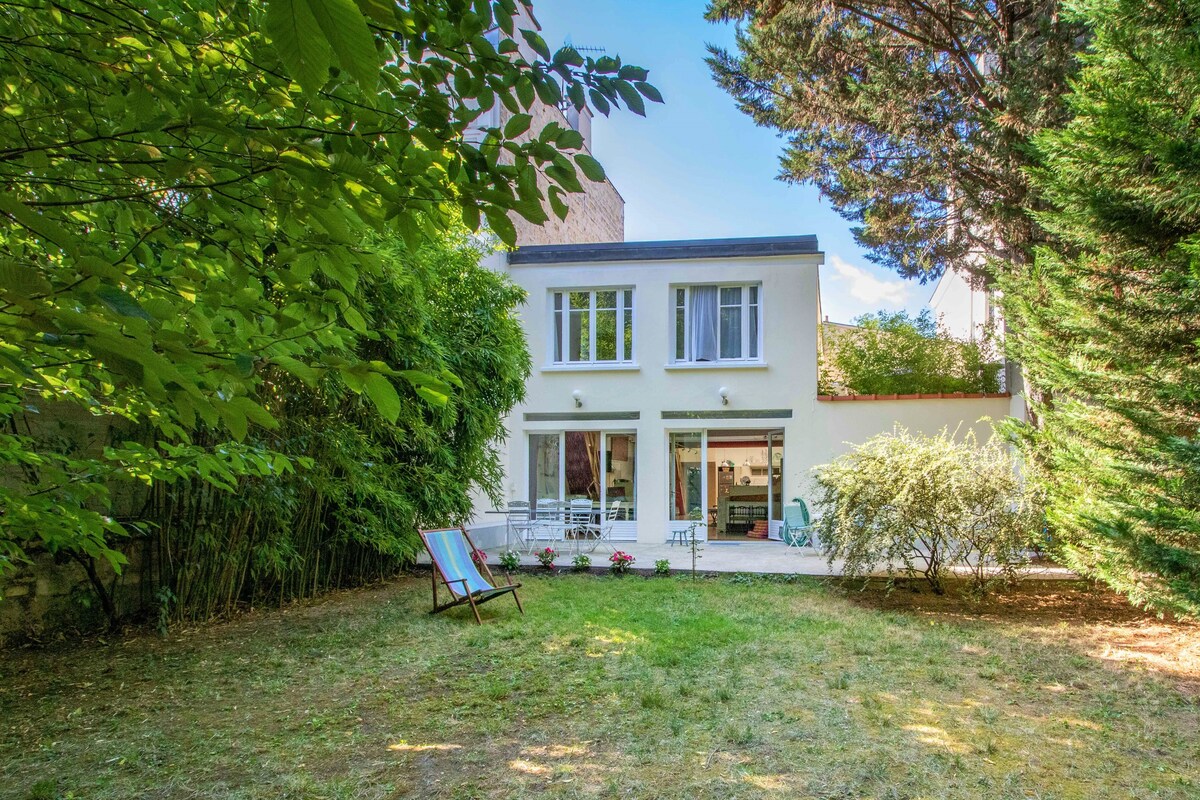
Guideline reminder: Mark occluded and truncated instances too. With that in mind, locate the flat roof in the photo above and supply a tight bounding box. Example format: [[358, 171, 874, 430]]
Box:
[[508, 235, 821, 265]]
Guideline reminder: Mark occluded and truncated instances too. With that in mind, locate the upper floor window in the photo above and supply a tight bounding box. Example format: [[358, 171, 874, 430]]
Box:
[[673, 284, 761, 363], [552, 289, 634, 364]]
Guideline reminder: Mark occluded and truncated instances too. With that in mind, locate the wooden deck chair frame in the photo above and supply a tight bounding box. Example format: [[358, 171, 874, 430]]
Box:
[[419, 527, 524, 624]]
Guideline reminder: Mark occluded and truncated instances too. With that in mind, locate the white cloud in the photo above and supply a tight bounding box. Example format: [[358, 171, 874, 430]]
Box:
[[826, 254, 912, 308]]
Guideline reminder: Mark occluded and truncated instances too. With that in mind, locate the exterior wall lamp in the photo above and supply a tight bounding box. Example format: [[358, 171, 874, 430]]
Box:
[[572, 389, 583, 408], [718, 386, 729, 406]]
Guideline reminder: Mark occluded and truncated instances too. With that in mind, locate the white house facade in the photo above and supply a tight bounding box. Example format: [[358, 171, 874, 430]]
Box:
[[468, 236, 1012, 551], [485, 236, 824, 545]]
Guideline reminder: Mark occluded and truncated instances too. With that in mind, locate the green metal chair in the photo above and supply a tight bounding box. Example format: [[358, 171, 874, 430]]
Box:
[[782, 500, 818, 549]]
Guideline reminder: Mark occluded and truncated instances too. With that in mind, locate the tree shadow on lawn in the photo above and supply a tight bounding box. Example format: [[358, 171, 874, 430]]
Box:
[[2, 574, 1199, 799], [836, 576, 1200, 695]]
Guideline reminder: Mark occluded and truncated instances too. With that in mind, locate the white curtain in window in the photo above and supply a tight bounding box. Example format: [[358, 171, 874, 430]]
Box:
[[749, 304, 758, 359], [689, 286, 719, 362]]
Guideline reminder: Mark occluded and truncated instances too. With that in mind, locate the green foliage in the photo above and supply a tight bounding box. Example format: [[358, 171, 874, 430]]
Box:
[[148, 233, 530, 620], [819, 310, 1002, 395], [499, 549, 522, 572], [814, 428, 1042, 594], [997, 0, 1200, 616], [653, 558, 671, 576], [0, 0, 658, 608], [570, 553, 591, 572], [706, 0, 1081, 281]]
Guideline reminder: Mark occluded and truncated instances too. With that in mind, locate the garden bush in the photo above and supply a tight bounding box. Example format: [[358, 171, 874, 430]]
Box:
[[819, 310, 1002, 396], [814, 427, 1042, 594]]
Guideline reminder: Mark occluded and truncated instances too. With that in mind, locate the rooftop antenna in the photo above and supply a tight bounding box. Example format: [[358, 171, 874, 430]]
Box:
[[559, 37, 608, 111], [563, 35, 606, 55]]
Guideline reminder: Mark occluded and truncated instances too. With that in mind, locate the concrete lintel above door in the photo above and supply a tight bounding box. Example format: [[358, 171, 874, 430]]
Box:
[[660, 409, 793, 420], [523, 411, 641, 422]]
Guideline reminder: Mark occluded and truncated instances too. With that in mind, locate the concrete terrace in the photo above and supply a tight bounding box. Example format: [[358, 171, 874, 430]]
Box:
[[422, 536, 1078, 579], [491, 540, 838, 575]]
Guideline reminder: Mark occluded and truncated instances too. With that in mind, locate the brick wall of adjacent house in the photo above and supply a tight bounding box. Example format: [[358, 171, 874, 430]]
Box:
[[505, 100, 625, 246], [485, 3, 624, 246]]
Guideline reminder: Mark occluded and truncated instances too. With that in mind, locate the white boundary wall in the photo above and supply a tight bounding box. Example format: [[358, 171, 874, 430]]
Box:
[[807, 396, 1012, 485]]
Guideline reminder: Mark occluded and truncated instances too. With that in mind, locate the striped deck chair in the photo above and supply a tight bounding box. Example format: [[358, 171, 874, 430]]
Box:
[[419, 527, 524, 624]]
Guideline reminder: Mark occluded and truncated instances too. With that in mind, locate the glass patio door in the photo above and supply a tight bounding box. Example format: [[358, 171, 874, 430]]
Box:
[[767, 429, 784, 539], [529, 430, 637, 528], [669, 431, 707, 540]]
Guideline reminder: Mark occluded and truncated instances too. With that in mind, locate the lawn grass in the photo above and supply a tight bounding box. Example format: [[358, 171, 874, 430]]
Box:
[[2, 573, 1198, 799]]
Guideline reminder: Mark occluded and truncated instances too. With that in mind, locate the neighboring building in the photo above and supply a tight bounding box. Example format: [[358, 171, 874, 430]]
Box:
[[817, 316, 861, 394], [475, 4, 625, 246], [928, 264, 995, 342], [928, 266, 1026, 417]]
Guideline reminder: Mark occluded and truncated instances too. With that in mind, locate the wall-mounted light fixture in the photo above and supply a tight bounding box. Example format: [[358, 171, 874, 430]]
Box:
[[572, 389, 583, 408], [718, 386, 729, 406]]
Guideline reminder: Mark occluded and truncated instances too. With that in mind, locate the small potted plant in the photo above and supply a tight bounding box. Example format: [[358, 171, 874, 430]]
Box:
[[609, 550, 635, 575], [536, 546, 558, 569]]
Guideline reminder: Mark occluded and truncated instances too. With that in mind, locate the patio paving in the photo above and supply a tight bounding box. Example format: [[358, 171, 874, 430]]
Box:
[[431, 531, 1077, 579], [475, 539, 837, 575]]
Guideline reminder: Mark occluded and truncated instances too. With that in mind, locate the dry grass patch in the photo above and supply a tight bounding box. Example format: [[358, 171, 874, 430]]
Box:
[[1, 574, 1197, 799]]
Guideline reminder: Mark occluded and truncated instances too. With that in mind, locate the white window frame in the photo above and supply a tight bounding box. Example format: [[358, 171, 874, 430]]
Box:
[[550, 287, 635, 366], [672, 283, 762, 364]]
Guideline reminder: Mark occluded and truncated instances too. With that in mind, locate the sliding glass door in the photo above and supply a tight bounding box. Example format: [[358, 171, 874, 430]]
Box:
[[604, 433, 636, 521], [668, 431, 707, 541], [528, 431, 637, 528], [768, 429, 784, 539], [669, 431, 704, 521]]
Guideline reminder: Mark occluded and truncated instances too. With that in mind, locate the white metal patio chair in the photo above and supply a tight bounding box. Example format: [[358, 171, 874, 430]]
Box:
[[504, 500, 536, 551], [566, 498, 595, 553], [527, 499, 566, 553], [583, 500, 621, 553]]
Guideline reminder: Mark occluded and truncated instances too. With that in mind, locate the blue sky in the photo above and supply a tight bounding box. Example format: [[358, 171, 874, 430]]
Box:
[[530, 0, 933, 324]]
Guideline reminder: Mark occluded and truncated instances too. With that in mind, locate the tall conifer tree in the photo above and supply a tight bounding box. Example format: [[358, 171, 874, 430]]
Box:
[[1002, 0, 1200, 614], [707, 0, 1080, 281]]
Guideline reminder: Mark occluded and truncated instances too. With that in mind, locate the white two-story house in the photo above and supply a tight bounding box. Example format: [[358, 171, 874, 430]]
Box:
[[477, 236, 826, 545]]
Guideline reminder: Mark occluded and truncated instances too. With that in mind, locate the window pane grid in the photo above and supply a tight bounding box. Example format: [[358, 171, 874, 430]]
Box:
[[552, 288, 634, 365]]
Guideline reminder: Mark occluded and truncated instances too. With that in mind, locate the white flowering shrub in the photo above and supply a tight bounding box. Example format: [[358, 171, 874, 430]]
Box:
[[814, 427, 1042, 594]]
